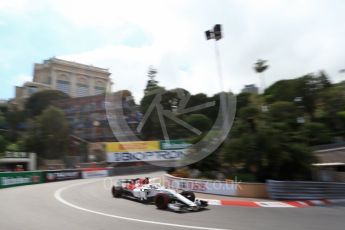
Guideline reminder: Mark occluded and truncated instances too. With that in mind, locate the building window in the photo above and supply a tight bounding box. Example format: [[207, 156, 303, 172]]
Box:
[[46, 76, 52, 85], [94, 85, 105, 95], [94, 80, 106, 95], [27, 86, 38, 95], [57, 79, 70, 94], [76, 83, 89, 97]]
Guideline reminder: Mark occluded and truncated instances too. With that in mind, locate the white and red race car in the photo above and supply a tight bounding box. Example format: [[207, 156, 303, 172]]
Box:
[[111, 177, 208, 212]]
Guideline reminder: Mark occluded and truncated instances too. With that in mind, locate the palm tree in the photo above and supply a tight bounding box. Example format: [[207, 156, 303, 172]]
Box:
[[254, 59, 269, 94]]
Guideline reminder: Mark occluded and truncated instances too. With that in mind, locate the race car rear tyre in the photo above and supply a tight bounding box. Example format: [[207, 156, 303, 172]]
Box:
[[180, 191, 195, 202], [155, 193, 170, 210], [112, 186, 123, 198]]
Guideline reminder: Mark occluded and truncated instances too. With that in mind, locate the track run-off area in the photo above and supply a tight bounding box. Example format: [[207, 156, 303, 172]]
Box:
[[1, 171, 344, 230]]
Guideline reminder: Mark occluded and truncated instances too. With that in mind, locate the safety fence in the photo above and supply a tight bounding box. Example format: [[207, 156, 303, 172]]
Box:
[[267, 180, 345, 200]]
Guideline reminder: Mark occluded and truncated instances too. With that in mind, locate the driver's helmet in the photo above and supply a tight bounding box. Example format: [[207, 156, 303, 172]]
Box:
[[143, 177, 150, 184]]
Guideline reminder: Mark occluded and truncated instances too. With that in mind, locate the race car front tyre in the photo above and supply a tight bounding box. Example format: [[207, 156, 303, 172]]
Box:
[[180, 191, 195, 202], [155, 193, 171, 210], [112, 186, 123, 198]]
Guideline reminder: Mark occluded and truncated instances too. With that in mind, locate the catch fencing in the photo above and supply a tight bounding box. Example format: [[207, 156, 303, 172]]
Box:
[[267, 180, 345, 200]]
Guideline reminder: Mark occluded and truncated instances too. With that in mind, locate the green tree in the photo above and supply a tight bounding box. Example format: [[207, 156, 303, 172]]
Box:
[[185, 114, 212, 133], [6, 143, 23, 152], [223, 99, 315, 181], [204, 92, 226, 123], [238, 106, 260, 132], [25, 106, 70, 159], [139, 66, 165, 139], [0, 103, 8, 114], [236, 92, 251, 111], [223, 123, 314, 181], [267, 101, 298, 125], [318, 70, 332, 88], [265, 72, 332, 120], [185, 93, 214, 120], [139, 89, 164, 140], [338, 111, 345, 124], [264, 79, 298, 102], [25, 119, 43, 157], [144, 66, 160, 95], [25, 90, 69, 117], [4, 108, 26, 142], [303, 122, 332, 145], [0, 115, 6, 129], [0, 135, 7, 153], [318, 84, 345, 132], [187, 93, 208, 108]]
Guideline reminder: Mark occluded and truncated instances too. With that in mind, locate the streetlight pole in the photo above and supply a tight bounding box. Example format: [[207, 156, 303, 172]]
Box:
[[214, 39, 224, 91], [260, 72, 266, 95]]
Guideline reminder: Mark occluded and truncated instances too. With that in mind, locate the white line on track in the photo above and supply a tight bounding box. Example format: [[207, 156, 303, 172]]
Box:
[[54, 179, 232, 230]]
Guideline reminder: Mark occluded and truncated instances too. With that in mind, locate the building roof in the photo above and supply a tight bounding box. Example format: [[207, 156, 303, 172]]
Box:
[[40, 57, 110, 74], [315, 147, 345, 164], [312, 162, 345, 166]]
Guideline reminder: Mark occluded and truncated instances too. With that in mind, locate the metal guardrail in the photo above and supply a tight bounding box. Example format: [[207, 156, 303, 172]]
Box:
[[267, 180, 345, 200]]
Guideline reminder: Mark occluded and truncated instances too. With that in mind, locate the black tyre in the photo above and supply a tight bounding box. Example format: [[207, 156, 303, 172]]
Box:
[[112, 186, 123, 198], [180, 191, 195, 202], [155, 193, 170, 210]]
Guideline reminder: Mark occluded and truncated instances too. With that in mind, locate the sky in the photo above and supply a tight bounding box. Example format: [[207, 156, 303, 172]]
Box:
[[1, 0, 345, 102]]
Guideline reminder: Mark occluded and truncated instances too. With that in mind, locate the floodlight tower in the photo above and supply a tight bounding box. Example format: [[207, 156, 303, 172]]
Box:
[[205, 24, 223, 91], [205, 24, 229, 127]]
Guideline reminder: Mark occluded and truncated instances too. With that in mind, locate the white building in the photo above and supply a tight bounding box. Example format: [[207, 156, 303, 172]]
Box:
[[241, 84, 259, 94], [14, 58, 112, 108], [33, 58, 111, 97]]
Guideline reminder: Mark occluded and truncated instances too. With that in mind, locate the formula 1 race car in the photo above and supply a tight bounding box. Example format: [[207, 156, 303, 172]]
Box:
[[111, 177, 208, 212]]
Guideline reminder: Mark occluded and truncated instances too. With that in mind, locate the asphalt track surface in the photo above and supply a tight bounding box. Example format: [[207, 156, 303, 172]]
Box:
[[1, 171, 345, 230]]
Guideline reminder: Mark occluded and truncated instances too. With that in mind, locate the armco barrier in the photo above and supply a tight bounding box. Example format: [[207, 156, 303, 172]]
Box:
[[44, 169, 81, 182], [1, 165, 157, 190], [267, 180, 345, 200], [0, 171, 44, 189], [81, 168, 109, 179]]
